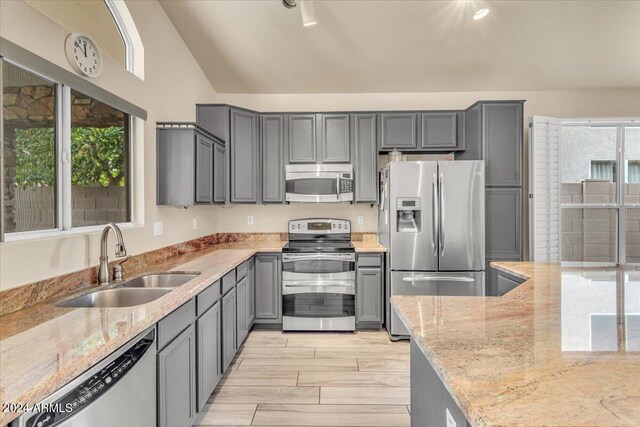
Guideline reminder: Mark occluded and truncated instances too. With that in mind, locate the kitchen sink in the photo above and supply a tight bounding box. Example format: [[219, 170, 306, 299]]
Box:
[[58, 288, 172, 308], [121, 273, 200, 288]]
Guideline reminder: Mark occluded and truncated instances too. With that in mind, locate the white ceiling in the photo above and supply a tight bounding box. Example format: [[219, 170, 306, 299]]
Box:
[[159, 0, 640, 94]]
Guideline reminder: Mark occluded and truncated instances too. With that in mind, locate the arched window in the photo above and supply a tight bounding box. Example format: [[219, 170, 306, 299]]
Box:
[[104, 0, 145, 79], [23, 0, 144, 79]]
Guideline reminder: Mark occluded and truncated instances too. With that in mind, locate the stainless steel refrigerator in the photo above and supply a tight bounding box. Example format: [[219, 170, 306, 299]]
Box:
[[378, 160, 485, 339]]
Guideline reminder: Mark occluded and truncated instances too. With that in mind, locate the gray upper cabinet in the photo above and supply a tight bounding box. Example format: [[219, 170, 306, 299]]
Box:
[[230, 108, 260, 203], [157, 124, 224, 206], [288, 114, 317, 163], [352, 114, 378, 203], [458, 101, 523, 186], [378, 112, 418, 150], [486, 187, 522, 260], [319, 114, 350, 163], [221, 287, 237, 371], [196, 301, 221, 412], [482, 103, 523, 186], [213, 142, 226, 203], [195, 134, 213, 203], [420, 112, 459, 150], [261, 115, 285, 203], [158, 325, 196, 427], [254, 254, 281, 323]]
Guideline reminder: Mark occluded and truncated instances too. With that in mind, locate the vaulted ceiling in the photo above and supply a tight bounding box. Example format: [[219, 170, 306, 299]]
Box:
[[160, 0, 640, 94]]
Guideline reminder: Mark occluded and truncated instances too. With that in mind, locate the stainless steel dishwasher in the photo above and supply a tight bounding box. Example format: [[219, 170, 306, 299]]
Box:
[[10, 328, 156, 427]]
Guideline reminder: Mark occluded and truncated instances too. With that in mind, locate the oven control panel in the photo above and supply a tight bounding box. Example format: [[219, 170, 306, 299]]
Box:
[[289, 219, 350, 234]]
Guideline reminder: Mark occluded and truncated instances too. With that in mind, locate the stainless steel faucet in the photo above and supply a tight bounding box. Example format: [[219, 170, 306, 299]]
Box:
[[98, 223, 128, 286]]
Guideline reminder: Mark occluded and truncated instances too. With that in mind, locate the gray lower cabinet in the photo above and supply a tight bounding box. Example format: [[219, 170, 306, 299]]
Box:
[[319, 114, 350, 163], [221, 288, 237, 371], [420, 112, 461, 150], [495, 268, 526, 296], [254, 254, 282, 323], [196, 301, 221, 412], [230, 108, 260, 203], [410, 340, 470, 427], [236, 277, 249, 347], [261, 115, 285, 203], [158, 325, 197, 427], [352, 114, 378, 203], [356, 267, 383, 325], [288, 114, 317, 163], [248, 257, 256, 325], [157, 124, 224, 206], [486, 187, 522, 260], [378, 112, 418, 150]]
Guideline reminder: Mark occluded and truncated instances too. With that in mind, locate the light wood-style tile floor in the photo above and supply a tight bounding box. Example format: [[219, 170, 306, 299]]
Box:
[[196, 330, 411, 427]]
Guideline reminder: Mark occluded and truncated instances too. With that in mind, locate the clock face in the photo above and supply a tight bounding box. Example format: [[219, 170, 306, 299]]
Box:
[[65, 33, 103, 78]]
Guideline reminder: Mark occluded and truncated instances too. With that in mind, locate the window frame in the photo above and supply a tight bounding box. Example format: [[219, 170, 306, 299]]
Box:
[[1, 59, 135, 242], [560, 121, 640, 266]]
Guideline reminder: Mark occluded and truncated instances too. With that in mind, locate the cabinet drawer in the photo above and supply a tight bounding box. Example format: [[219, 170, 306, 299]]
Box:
[[222, 270, 237, 295], [357, 254, 382, 268], [236, 260, 249, 281], [197, 280, 221, 316], [158, 299, 196, 350]]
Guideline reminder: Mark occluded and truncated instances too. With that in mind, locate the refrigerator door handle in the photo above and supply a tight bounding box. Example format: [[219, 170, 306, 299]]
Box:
[[439, 172, 445, 257], [432, 173, 438, 257], [402, 276, 475, 283]]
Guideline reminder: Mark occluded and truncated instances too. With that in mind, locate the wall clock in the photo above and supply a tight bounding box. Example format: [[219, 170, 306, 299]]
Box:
[[65, 33, 103, 78]]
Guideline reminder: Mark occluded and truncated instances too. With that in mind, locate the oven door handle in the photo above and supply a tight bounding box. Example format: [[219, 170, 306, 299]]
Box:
[[282, 254, 356, 262], [284, 281, 355, 287]]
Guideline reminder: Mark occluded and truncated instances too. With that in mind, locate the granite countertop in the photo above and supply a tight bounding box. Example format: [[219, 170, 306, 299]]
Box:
[[352, 241, 387, 252], [0, 237, 386, 425], [391, 262, 640, 427], [0, 242, 284, 425]]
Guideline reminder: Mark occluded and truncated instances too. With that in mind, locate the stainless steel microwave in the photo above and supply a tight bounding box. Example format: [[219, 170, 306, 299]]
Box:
[[285, 164, 354, 203]]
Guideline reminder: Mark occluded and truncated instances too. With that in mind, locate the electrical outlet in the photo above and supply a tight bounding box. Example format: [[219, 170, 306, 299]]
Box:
[[153, 222, 163, 236], [247, 215, 254, 226], [357, 215, 364, 225], [192, 218, 198, 230], [446, 408, 457, 427]]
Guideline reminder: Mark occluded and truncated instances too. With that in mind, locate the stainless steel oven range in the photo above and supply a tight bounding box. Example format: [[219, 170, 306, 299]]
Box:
[[282, 218, 355, 331]]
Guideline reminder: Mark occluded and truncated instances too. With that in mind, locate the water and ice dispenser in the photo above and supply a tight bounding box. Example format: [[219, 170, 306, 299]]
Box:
[[396, 198, 421, 232]]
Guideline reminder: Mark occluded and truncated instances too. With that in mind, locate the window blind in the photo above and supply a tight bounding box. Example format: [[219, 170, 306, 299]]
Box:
[[529, 116, 561, 261]]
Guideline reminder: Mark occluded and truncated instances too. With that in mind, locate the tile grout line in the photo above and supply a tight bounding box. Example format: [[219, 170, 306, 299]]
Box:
[[250, 403, 258, 426]]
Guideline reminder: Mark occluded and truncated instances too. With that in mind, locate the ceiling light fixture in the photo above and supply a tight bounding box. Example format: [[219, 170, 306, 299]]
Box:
[[473, 8, 490, 20], [282, 0, 317, 27]]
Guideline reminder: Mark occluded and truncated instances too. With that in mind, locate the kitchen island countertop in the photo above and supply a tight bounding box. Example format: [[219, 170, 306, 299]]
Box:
[[392, 262, 640, 426]]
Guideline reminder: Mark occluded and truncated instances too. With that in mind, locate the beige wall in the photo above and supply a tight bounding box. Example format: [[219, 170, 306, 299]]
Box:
[[1, 0, 639, 292], [0, 0, 220, 291], [215, 203, 378, 233]]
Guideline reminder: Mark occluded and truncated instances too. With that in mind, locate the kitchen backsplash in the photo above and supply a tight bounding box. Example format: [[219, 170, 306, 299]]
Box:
[[214, 203, 379, 233]]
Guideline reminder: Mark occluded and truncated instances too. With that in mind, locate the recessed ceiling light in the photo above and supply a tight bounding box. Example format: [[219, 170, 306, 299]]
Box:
[[473, 8, 490, 20]]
